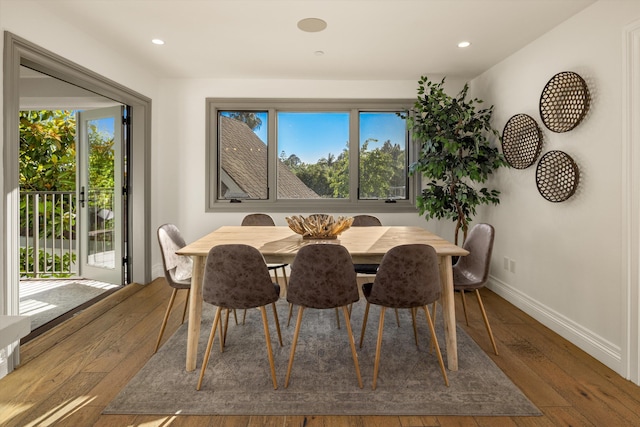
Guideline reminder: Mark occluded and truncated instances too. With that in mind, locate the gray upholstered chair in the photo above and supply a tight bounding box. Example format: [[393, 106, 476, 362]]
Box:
[[359, 244, 449, 389], [155, 223, 192, 353], [196, 244, 283, 390], [241, 213, 289, 289], [453, 223, 499, 355], [284, 244, 363, 389]]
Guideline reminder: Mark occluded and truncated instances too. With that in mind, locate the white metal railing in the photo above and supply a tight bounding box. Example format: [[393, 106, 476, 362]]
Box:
[[20, 190, 114, 278]]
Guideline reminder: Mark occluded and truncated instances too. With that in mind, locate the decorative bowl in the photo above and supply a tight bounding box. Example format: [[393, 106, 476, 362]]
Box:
[[285, 214, 354, 239]]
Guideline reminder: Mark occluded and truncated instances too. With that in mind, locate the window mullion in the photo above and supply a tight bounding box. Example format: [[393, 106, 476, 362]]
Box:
[[349, 109, 359, 202], [268, 108, 277, 202]]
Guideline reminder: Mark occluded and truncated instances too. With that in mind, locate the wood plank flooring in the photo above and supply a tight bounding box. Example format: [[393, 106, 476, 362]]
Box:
[[1, 278, 640, 426]]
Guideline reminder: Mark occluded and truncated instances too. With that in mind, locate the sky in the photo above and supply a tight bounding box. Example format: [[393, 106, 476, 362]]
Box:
[[250, 111, 406, 164]]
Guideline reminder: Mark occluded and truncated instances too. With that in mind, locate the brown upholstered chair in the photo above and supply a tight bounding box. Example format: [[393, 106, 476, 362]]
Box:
[[351, 214, 382, 227], [453, 223, 499, 355], [155, 224, 192, 353], [241, 214, 289, 289], [351, 215, 402, 326], [196, 244, 283, 390], [351, 215, 382, 275], [359, 244, 449, 389], [284, 244, 363, 389]]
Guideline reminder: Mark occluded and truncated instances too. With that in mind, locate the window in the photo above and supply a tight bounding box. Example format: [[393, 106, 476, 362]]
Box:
[[207, 99, 417, 212]]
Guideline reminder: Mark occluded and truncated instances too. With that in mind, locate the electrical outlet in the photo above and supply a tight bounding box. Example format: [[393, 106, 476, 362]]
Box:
[[509, 259, 516, 274]]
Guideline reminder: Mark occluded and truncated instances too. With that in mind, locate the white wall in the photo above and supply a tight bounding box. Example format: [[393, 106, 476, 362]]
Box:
[[471, 0, 640, 378]]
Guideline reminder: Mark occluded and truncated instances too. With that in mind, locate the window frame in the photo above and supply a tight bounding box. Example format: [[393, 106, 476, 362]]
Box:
[[206, 98, 419, 213]]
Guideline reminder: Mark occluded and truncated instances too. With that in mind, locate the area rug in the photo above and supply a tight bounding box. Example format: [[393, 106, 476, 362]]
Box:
[[104, 300, 541, 416]]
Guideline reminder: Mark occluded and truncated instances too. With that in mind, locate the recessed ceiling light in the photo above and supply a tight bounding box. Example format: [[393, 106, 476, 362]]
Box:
[[152, 39, 165, 45], [297, 18, 327, 33], [458, 41, 471, 48]]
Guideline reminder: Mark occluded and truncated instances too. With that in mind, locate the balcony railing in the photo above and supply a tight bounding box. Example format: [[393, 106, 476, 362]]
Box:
[[20, 190, 114, 278]]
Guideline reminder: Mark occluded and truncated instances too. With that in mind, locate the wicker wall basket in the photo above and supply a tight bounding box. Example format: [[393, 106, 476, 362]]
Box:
[[539, 71, 590, 133], [535, 150, 579, 202], [502, 114, 543, 169]]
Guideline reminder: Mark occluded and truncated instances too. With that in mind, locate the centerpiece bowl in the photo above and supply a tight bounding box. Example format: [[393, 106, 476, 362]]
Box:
[[285, 214, 353, 240]]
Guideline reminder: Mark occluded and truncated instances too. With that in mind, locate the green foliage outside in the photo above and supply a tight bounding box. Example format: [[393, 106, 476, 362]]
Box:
[[19, 110, 115, 277], [230, 111, 406, 200], [404, 76, 507, 245], [280, 139, 405, 199]]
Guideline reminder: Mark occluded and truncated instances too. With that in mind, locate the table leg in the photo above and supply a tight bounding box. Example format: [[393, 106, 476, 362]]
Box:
[[439, 255, 458, 371], [186, 255, 204, 371]]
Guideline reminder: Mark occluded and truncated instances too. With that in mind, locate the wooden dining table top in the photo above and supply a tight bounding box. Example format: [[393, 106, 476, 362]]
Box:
[[177, 225, 468, 263]]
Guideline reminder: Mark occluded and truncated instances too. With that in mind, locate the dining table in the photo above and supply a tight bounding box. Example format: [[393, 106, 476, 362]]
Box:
[[177, 225, 468, 372]]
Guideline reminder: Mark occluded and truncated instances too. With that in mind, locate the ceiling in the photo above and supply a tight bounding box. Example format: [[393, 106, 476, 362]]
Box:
[[33, 0, 595, 82]]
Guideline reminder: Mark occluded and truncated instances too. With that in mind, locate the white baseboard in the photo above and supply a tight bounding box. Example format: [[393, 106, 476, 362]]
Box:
[[487, 276, 623, 375]]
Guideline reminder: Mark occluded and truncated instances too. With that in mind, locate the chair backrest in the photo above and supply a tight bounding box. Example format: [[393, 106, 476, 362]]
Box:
[[367, 244, 441, 308], [351, 215, 382, 227], [202, 244, 279, 309], [157, 223, 192, 285], [287, 244, 359, 309], [241, 213, 276, 226], [454, 223, 495, 286]]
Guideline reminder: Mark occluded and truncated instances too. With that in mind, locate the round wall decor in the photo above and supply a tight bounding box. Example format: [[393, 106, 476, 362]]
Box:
[[539, 71, 590, 133], [535, 150, 579, 202], [502, 114, 543, 169]]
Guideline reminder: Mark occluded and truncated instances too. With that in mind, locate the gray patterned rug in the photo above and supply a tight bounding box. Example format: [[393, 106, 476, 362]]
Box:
[[104, 300, 541, 416]]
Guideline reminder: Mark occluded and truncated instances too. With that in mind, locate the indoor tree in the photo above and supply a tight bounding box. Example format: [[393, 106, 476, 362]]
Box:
[[405, 76, 507, 245]]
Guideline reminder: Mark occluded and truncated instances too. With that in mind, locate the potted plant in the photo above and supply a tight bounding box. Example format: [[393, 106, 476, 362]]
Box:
[[404, 76, 507, 245]]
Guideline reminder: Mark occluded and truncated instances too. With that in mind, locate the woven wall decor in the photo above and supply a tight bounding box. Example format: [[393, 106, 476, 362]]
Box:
[[502, 114, 543, 169], [535, 150, 579, 202], [539, 71, 590, 133]]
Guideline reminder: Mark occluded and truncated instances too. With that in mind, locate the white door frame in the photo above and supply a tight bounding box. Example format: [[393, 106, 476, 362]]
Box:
[[78, 106, 125, 285]]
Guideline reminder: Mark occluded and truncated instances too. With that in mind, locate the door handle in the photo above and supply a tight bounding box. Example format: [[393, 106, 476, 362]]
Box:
[[79, 186, 86, 208]]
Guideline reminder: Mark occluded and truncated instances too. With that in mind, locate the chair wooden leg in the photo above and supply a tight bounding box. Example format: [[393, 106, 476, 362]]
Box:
[[460, 290, 470, 326], [359, 302, 371, 348], [372, 306, 386, 390], [181, 289, 190, 324], [287, 303, 294, 327], [273, 268, 279, 286], [394, 308, 400, 327], [335, 307, 341, 329], [221, 308, 231, 352], [342, 305, 363, 389], [281, 266, 288, 295], [196, 306, 222, 390], [431, 301, 437, 324], [285, 306, 305, 388], [216, 311, 224, 352], [154, 288, 178, 353], [475, 289, 499, 355], [423, 305, 449, 387], [271, 302, 283, 346], [411, 307, 418, 347], [260, 306, 278, 389], [232, 309, 238, 325]]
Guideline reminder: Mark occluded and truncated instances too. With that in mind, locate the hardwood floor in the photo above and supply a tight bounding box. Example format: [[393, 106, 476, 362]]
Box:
[[1, 278, 640, 426]]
